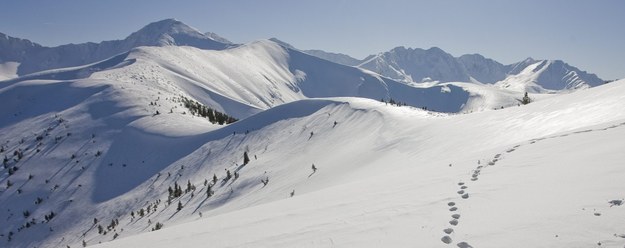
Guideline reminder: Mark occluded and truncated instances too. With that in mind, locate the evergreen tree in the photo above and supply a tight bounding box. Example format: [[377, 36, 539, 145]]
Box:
[[243, 151, 250, 165], [521, 92, 531, 105], [177, 201, 183, 211]]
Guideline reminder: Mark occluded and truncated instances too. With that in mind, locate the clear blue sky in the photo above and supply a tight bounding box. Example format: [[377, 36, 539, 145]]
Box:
[[1, 0, 623, 79]]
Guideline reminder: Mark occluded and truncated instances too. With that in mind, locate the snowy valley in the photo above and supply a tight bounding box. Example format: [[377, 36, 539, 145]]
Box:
[[0, 19, 623, 248]]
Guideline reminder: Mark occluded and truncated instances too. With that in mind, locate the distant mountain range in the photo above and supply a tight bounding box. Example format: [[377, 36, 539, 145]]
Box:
[[0, 19, 230, 76], [300, 45, 604, 93], [0, 18, 606, 94]]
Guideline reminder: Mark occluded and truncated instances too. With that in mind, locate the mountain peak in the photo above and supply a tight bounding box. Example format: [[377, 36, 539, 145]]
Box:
[[126, 19, 202, 45], [122, 19, 229, 50]]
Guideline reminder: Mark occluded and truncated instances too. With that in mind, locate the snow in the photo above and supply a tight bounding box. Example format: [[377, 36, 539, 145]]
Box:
[[0, 19, 622, 248], [0, 62, 19, 81], [92, 80, 625, 248], [497, 60, 605, 93], [1, 65, 624, 247]]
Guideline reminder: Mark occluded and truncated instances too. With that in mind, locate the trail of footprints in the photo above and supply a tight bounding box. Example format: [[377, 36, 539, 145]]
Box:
[[438, 121, 625, 247]]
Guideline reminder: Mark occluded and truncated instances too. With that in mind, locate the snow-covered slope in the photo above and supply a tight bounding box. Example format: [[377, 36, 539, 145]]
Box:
[[80, 79, 625, 248], [91, 40, 475, 117], [0, 19, 230, 76], [497, 59, 605, 92], [1, 45, 624, 247]]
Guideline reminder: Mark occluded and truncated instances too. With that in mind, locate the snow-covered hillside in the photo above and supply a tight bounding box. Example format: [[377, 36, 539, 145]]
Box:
[[80, 79, 625, 248], [1, 44, 624, 247], [91, 40, 482, 117]]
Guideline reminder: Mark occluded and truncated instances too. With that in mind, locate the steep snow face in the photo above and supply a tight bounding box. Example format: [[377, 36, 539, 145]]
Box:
[[303, 49, 362, 66], [94, 40, 471, 117], [458, 54, 508, 83], [497, 60, 605, 92], [359, 46, 470, 83], [2, 19, 230, 76], [86, 79, 625, 248]]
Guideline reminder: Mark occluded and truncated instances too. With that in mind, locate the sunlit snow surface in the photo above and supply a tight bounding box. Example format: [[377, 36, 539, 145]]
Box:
[[0, 39, 623, 247]]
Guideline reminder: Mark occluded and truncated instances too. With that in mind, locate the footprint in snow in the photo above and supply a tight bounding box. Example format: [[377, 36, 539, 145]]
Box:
[[449, 207, 458, 211], [460, 186, 467, 189], [451, 214, 460, 219], [608, 199, 623, 207], [448, 202, 456, 207], [441, 236, 453, 244], [449, 219, 459, 226], [461, 193, 469, 199], [457, 190, 465, 195], [444, 228, 454, 234], [458, 182, 465, 186], [457, 241, 473, 248]]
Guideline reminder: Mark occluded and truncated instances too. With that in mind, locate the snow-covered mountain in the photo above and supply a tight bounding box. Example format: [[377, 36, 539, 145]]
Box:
[[497, 59, 605, 92], [89, 39, 474, 116], [1, 18, 622, 248], [355, 46, 604, 92], [358, 46, 471, 83], [457, 53, 508, 83], [302, 49, 361, 66], [0, 19, 231, 77]]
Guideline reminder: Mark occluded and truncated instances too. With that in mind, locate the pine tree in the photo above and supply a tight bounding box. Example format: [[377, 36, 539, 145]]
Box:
[[206, 184, 213, 198], [177, 201, 183, 211], [243, 151, 250, 165], [521, 92, 531, 105]]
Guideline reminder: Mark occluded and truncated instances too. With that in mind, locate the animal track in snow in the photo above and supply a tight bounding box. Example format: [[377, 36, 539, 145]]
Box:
[[451, 214, 460, 219], [449, 207, 458, 211], [441, 235, 453, 244], [460, 186, 467, 189], [448, 202, 456, 207], [457, 190, 465, 195], [444, 228, 454, 234], [449, 219, 459, 226], [461, 193, 469, 199]]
